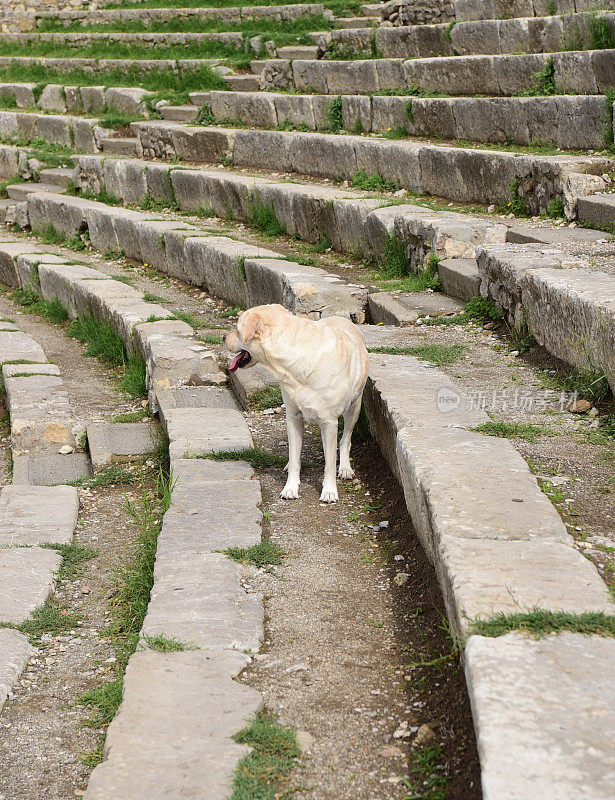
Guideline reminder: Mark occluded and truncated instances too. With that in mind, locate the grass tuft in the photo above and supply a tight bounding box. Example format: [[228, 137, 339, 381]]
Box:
[[41, 541, 98, 581], [223, 541, 285, 569], [68, 465, 134, 488], [249, 385, 283, 410], [119, 355, 147, 398], [472, 609, 615, 638], [230, 713, 301, 800], [473, 420, 555, 442], [0, 599, 80, 644], [201, 447, 286, 469], [142, 634, 197, 651], [249, 197, 286, 237], [368, 344, 466, 365], [112, 408, 152, 423]]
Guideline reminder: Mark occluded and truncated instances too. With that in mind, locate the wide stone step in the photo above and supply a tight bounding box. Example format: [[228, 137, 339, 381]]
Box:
[[129, 121, 613, 216], [259, 49, 615, 96], [0, 109, 109, 153], [2, 31, 246, 48], [0, 82, 152, 114], [204, 90, 609, 150], [0, 55, 226, 79], [465, 632, 615, 800], [100, 137, 138, 155], [324, 10, 615, 58], [372, 0, 614, 23], [22, 190, 368, 322]]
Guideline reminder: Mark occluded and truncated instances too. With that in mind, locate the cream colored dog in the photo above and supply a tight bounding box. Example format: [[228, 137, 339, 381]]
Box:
[[225, 304, 369, 503]]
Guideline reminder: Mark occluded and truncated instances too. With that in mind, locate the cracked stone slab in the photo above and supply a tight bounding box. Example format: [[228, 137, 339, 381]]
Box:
[[465, 632, 615, 800], [84, 650, 262, 800], [166, 407, 253, 459], [12, 453, 91, 486], [170, 457, 255, 485], [0, 629, 32, 713], [159, 480, 262, 555], [0, 330, 46, 365], [156, 386, 240, 427], [0, 547, 62, 625], [86, 421, 158, 468], [368, 290, 464, 326], [142, 552, 263, 652], [0, 484, 78, 546], [5, 372, 76, 455]]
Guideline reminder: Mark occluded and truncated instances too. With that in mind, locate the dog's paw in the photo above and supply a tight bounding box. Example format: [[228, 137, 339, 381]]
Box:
[[319, 487, 338, 503], [280, 482, 299, 500], [283, 462, 289, 472], [338, 465, 355, 480]]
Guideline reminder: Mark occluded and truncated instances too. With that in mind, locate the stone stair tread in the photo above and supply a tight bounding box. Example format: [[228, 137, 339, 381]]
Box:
[[86, 421, 157, 469], [100, 137, 138, 155], [465, 633, 615, 799], [576, 193, 615, 228], [159, 104, 199, 121], [277, 44, 319, 58], [0, 629, 31, 714], [336, 16, 379, 26], [12, 453, 91, 486], [37, 167, 75, 188], [0, 547, 62, 625], [507, 222, 610, 245], [222, 74, 260, 91], [368, 290, 464, 326], [249, 60, 267, 74], [6, 183, 66, 201], [82, 651, 262, 800]]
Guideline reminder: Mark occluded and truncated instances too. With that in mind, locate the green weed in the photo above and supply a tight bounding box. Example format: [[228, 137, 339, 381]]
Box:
[[201, 447, 286, 469], [473, 420, 555, 442], [223, 541, 285, 568], [368, 344, 466, 365], [230, 713, 301, 800], [472, 609, 615, 638], [41, 542, 98, 581], [248, 197, 286, 237], [249, 385, 283, 410]]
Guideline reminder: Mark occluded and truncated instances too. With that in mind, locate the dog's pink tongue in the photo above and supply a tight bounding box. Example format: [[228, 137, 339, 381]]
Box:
[[229, 351, 247, 373]]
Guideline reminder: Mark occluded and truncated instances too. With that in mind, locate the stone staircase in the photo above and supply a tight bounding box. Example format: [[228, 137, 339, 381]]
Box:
[[0, 0, 613, 796]]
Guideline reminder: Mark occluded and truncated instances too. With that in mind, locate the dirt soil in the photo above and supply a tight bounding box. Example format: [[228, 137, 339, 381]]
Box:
[[239, 411, 481, 800]]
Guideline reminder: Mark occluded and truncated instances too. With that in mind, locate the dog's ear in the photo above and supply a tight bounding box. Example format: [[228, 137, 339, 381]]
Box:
[[241, 310, 263, 343]]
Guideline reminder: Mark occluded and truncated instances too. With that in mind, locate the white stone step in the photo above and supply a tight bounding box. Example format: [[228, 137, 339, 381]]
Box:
[[336, 15, 379, 26]]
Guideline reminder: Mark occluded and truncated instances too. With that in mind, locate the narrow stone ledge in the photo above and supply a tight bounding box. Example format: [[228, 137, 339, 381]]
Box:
[[0, 629, 32, 714]]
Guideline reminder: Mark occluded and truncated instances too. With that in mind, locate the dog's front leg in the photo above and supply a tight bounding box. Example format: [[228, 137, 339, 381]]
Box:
[[280, 395, 303, 499], [319, 418, 338, 503]]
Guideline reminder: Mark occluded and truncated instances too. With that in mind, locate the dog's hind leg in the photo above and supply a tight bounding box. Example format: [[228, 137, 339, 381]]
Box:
[[280, 392, 303, 499], [319, 418, 339, 503], [338, 395, 362, 480]]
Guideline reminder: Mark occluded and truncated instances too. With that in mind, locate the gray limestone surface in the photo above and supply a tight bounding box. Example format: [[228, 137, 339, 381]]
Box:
[[0, 484, 78, 546], [0, 547, 62, 625], [465, 632, 615, 800], [86, 421, 157, 468], [83, 650, 262, 800]]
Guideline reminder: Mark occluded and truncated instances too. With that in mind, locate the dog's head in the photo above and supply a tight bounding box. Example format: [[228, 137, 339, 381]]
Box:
[[225, 304, 289, 373]]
